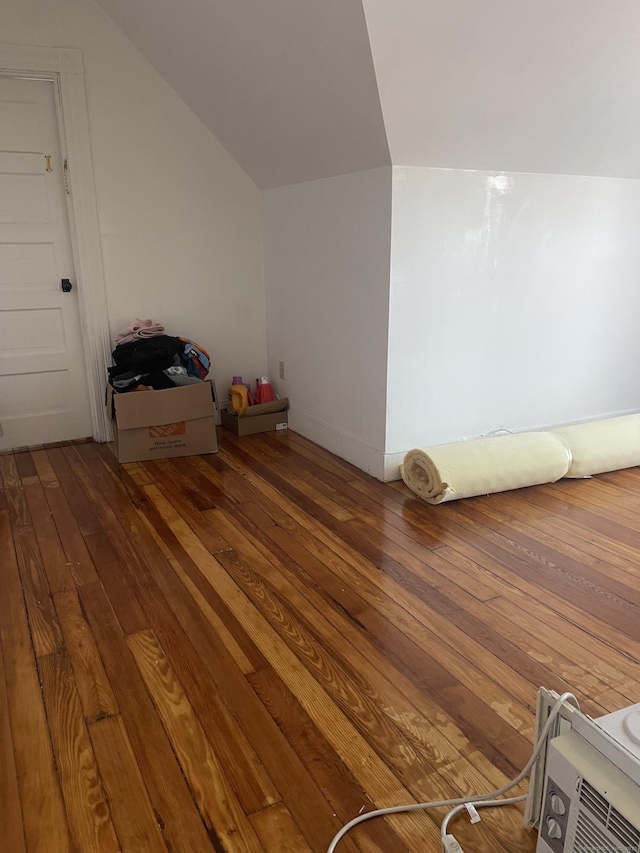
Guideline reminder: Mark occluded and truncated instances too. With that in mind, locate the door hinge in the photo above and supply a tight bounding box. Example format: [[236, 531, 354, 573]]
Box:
[[63, 159, 70, 195], [44, 154, 53, 172]]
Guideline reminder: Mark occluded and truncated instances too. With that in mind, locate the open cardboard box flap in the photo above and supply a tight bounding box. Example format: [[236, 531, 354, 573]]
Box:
[[109, 382, 215, 430]]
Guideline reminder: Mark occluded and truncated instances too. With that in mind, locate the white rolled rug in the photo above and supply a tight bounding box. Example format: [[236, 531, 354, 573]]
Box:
[[401, 432, 571, 504], [553, 413, 640, 478]]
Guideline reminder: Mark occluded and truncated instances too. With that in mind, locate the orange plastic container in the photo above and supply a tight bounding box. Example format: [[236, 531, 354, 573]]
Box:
[[228, 384, 249, 416]]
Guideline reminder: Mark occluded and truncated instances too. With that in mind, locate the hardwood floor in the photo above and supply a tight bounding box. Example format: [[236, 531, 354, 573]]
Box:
[[1, 430, 639, 852]]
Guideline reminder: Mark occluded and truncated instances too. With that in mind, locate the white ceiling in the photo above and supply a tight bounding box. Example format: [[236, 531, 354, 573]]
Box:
[[94, 0, 640, 184], [93, 0, 390, 189], [364, 0, 640, 179]]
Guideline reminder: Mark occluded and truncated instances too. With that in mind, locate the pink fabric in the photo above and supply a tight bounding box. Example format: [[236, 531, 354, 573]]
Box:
[[114, 318, 165, 345], [135, 323, 165, 339]]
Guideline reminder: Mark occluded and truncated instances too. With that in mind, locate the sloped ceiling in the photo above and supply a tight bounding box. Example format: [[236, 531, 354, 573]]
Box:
[[94, 0, 640, 185], [93, 0, 390, 189], [364, 0, 640, 179]]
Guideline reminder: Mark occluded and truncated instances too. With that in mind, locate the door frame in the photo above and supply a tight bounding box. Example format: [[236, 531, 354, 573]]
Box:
[[0, 43, 111, 442]]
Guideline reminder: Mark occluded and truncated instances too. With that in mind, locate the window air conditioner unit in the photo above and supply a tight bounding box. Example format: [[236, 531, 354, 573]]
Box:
[[525, 688, 640, 853]]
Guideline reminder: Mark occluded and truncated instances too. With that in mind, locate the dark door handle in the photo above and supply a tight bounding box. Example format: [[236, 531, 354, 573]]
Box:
[[61, 279, 73, 293]]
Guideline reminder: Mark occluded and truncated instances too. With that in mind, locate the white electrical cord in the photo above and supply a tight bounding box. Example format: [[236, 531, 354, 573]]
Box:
[[326, 691, 579, 853], [440, 795, 527, 850]]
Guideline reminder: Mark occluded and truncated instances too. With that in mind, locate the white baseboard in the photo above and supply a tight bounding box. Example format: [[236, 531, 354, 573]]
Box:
[[288, 408, 409, 482], [288, 409, 388, 480], [381, 451, 406, 482], [290, 406, 640, 485]]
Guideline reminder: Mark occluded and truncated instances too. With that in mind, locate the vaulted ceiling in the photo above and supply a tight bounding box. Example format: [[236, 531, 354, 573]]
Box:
[[95, 0, 640, 187], [92, 0, 390, 189], [364, 0, 640, 180]]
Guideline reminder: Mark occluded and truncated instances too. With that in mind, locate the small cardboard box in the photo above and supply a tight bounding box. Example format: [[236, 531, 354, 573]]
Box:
[[107, 381, 218, 463], [221, 403, 288, 436]]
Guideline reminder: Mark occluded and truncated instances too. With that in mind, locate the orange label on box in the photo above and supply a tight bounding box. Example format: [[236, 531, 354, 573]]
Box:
[[148, 422, 186, 439]]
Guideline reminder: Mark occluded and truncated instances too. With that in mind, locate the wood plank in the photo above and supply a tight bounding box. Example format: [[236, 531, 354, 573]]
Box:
[[23, 478, 74, 593], [477, 491, 608, 567], [14, 451, 37, 482], [150, 458, 230, 552], [222, 435, 447, 550], [427, 505, 640, 666], [1, 455, 64, 659], [247, 666, 415, 853], [455, 496, 640, 609], [233, 500, 545, 782], [30, 448, 59, 487], [85, 446, 266, 675], [141, 484, 459, 851], [138, 507, 255, 675], [12, 526, 64, 657], [0, 453, 31, 528], [0, 512, 72, 853], [137, 477, 527, 844], [91, 447, 376, 853], [0, 637, 26, 853], [246, 437, 369, 522], [405, 494, 640, 642], [205, 457, 535, 773], [550, 476, 640, 525], [31, 449, 100, 587], [84, 532, 148, 634], [68, 450, 291, 824], [228, 496, 534, 755], [89, 714, 167, 853], [206, 505, 533, 852], [127, 629, 266, 852], [484, 595, 634, 707], [100, 482, 281, 816], [250, 803, 313, 853], [208, 438, 356, 523], [125, 512, 287, 817], [39, 652, 120, 853], [7, 433, 640, 853], [486, 585, 640, 691], [78, 581, 216, 853], [53, 589, 119, 723], [46, 446, 103, 536], [133, 578, 279, 816]]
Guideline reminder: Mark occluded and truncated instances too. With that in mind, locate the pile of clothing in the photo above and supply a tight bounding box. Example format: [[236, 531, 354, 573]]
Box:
[[109, 318, 210, 393]]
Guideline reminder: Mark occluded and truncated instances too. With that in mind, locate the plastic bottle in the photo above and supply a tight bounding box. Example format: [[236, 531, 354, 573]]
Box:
[[228, 382, 249, 416], [257, 376, 275, 403]]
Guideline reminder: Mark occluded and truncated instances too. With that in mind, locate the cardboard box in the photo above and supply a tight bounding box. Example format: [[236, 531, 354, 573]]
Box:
[[107, 381, 218, 463], [221, 405, 288, 436]]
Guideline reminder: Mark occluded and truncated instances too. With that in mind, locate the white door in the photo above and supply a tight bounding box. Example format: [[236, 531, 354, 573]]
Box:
[[0, 77, 92, 450]]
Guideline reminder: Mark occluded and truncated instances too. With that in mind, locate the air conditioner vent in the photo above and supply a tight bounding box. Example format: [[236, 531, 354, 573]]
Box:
[[579, 780, 640, 852], [574, 810, 635, 853], [575, 811, 623, 853], [610, 810, 640, 852], [579, 780, 608, 822]]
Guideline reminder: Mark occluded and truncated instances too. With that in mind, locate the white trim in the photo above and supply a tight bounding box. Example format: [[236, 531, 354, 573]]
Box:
[[287, 408, 407, 482], [382, 451, 406, 482], [288, 408, 387, 480], [0, 43, 111, 441]]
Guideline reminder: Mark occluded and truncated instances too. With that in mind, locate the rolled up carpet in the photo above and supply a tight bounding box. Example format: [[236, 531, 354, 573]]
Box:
[[553, 413, 640, 478], [401, 432, 571, 504]]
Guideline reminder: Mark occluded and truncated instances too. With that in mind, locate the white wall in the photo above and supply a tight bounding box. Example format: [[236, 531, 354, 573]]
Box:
[[385, 166, 640, 474], [364, 0, 640, 180], [263, 168, 392, 478], [3, 0, 267, 391]]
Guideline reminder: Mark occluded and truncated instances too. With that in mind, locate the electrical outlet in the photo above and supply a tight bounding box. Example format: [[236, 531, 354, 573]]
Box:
[[279, 360, 285, 380]]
